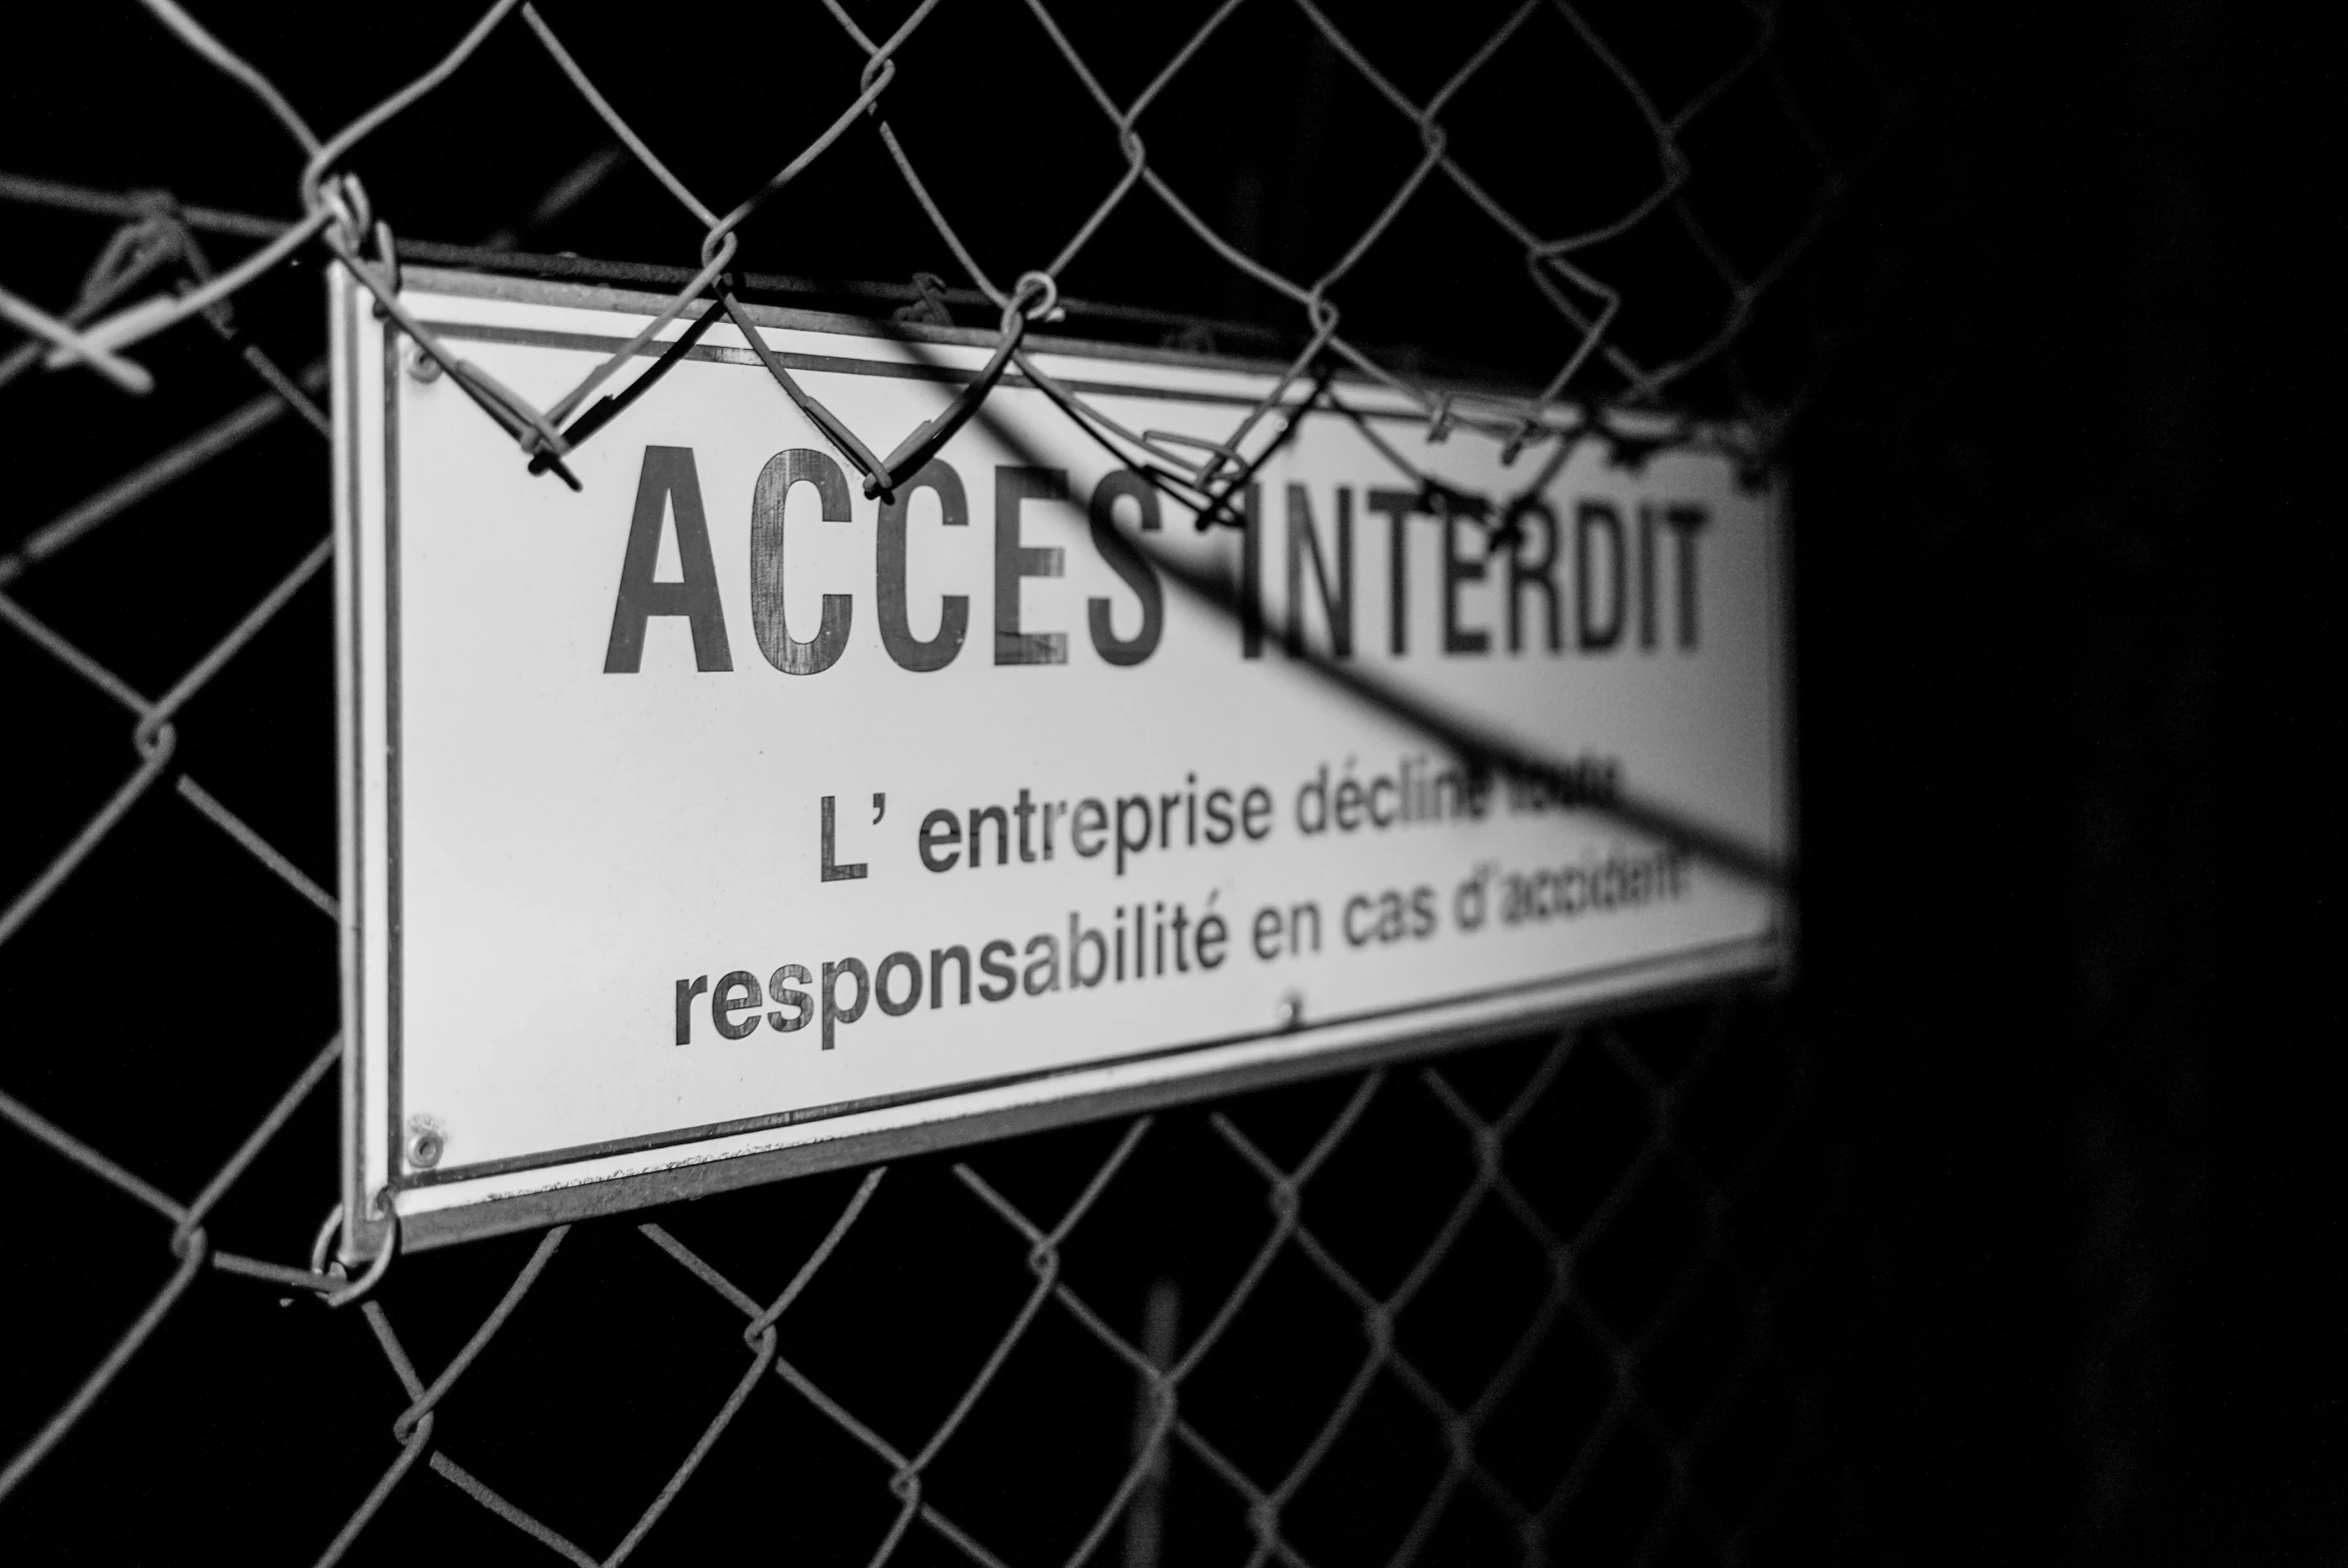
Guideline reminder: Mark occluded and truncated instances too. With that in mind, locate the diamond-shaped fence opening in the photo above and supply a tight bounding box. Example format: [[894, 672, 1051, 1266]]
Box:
[[0, 2, 2006, 1563]]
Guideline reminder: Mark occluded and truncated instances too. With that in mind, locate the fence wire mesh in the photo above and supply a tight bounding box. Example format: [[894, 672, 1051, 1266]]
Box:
[[1, 1, 1982, 1562]]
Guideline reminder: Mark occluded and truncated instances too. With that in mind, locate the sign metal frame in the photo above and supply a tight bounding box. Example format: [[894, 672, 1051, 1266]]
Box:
[[334, 266, 1793, 1258]]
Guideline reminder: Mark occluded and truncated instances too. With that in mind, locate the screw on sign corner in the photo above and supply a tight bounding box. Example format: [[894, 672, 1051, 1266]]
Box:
[[1277, 991, 1305, 1031], [405, 1119, 445, 1169]]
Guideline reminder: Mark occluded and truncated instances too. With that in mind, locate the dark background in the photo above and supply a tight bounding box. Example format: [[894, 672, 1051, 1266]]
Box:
[[2, 1, 2342, 1562]]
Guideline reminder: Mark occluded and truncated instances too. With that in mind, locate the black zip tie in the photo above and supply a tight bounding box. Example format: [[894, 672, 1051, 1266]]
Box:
[[1486, 493, 1545, 554], [1191, 365, 1338, 533], [528, 293, 729, 475], [858, 275, 1053, 503], [322, 221, 584, 492], [1005, 346, 1231, 507], [1318, 379, 1559, 549], [1010, 344, 1327, 536], [445, 358, 584, 491], [165, 230, 334, 439], [718, 291, 892, 499], [1420, 479, 1488, 523], [1601, 426, 1669, 475], [891, 271, 953, 326], [1011, 361, 1222, 518]]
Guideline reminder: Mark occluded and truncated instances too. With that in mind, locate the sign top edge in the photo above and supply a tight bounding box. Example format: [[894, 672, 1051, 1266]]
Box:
[[393, 264, 1756, 447]]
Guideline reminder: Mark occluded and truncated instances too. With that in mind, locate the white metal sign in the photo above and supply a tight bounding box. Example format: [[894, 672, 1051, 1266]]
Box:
[[334, 266, 1789, 1253]]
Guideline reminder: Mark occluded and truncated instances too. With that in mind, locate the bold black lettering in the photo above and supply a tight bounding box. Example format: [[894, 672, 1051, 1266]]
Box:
[[1016, 787, 1039, 862], [969, 804, 1010, 867], [1364, 488, 1421, 656], [1202, 788, 1235, 844], [674, 973, 710, 1045], [919, 808, 962, 871], [1575, 500, 1625, 652], [930, 945, 972, 1006], [1069, 913, 1108, 987], [1195, 911, 1227, 968], [1443, 509, 1488, 655], [821, 794, 867, 882], [1241, 786, 1273, 840], [821, 958, 869, 1049], [1023, 933, 1062, 995], [978, 939, 1018, 1001], [995, 466, 1069, 664], [1115, 796, 1151, 876], [712, 970, 763, 1039], [1284, 484, 1353, 659], [1296, 764, 1328, 835], [1087, 470, 1164, 667], [1505, 500, 1561, 654], [1072, 798, 1108, 857], [875, 951, 923, 1016], [1636, 503, 1658, 651], [750, 449, 854, 676], [878, 459, 970, 672], [1251, 905, 1282, 961], [1234, 484, 1266, 659], [1665, 503, 1708, 650], [607, 447, 732, 673], [767, 965, 813, 1031]]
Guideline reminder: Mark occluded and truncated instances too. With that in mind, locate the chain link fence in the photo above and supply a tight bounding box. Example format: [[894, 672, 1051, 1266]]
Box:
[[0, 1, 1999, 1561]]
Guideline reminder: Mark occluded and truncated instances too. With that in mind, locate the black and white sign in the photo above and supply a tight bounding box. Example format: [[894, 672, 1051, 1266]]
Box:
[[333, 267, 1790, 1253]]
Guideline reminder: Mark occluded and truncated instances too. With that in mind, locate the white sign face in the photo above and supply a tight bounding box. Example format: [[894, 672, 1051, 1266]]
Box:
[[334, 266, 1789, 1252]]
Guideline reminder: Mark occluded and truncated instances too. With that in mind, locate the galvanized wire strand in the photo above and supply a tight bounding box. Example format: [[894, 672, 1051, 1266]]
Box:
[[0, 170, 288, 241], [43, 212, 331, 378], [173, 775, 339, 918], [135, 535, 332, 747], [392, 1227, 571, 1442], [0, 1085, 189, 1227], [0, 224, 176, 393], [1, 0, 1880, 466], [1032, 1078, 1407, 1568], [517, 5, 722, 232], [130, 0, 322, 155], [0, 283, 155, 393], [0, 173, 1278, 343], [0, 1036, 342, 1502], [0, 1243, 208, 1505], [0, 371, 322, 585], [0, 725, 177, 949], [175, 1036, 344, 1245], [295, 0, 523, 219]]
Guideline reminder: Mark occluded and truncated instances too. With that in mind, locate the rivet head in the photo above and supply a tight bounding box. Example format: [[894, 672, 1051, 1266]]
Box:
[[1275, 991, 1304, 1030], [405, 344, 442, 383], [406, 1120, 444, 1169]]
